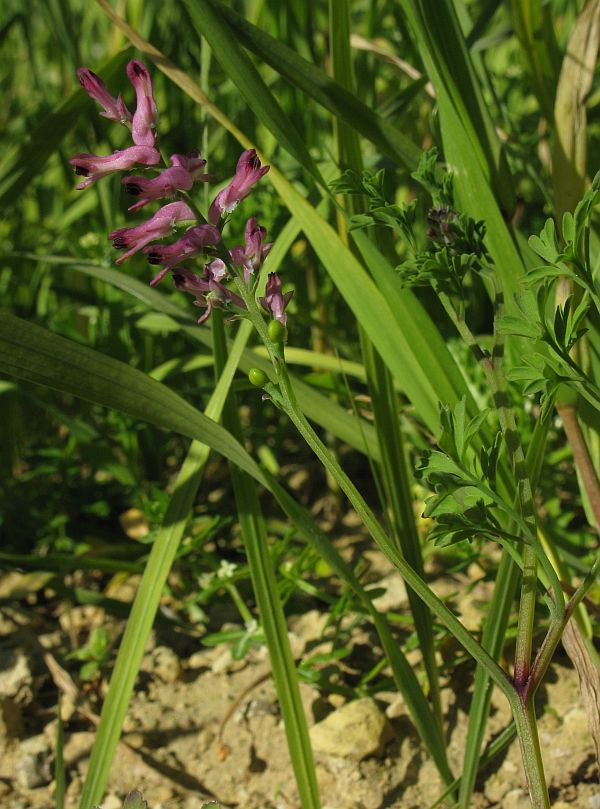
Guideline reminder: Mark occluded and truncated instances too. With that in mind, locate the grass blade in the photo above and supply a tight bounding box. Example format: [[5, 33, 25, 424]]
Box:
[[213, 311, 320, 809], [0, 50, 128, 207], [0, 313, 261, 482], [552, 0, 600, 220], [16, 253, 380, 459], [181, 0, 324, 186], [55, 703, 66, 809], [201, 0, 423, 170], [400, 0, 531, 309], [267, 473, 453, 786], [77, 319, 253, 809], [328, 0, 447, 778], [509, 0, 560, 120]]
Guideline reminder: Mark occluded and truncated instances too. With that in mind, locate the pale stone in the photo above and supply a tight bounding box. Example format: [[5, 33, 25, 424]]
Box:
[[365, 574, 407, 612], [101, 795, 122, 809], [309, 697, 394, 760], [385, 694, 406, 720], [118, 508, 150, 540], [151, 646, 181, 683], [502, 788, 531, 809], [0, 649, 31, 702], [15, 734, 52, 788]]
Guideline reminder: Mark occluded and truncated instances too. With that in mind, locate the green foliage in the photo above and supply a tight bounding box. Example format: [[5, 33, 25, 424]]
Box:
[[67, 627, 111, 682], [2, 4, 599, 809], [416, 400, 514, 548]]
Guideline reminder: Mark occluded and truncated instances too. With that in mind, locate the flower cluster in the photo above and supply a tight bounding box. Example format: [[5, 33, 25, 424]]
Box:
[[71, 59, 291, 326]]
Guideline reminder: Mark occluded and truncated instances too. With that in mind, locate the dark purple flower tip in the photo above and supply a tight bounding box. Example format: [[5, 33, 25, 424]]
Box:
[[124, 182, 142, 196], [146, 250, 164, 265], [107, 201, 195, 265]]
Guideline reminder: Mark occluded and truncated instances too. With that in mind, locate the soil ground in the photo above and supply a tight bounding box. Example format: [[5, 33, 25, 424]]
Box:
[[0, 548, 598, 809]]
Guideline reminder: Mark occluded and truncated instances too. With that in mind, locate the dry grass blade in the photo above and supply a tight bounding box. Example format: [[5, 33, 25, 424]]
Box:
[[561, 620, 600, 770], [94, 0, 253, 150], [349, 32, 435, 97], [553, 0, 600, 220]]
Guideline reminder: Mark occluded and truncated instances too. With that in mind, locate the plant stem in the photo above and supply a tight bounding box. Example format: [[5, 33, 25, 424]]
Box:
[[435, 290, 556, 805], [527, 556, 600, 697], [512, 697, 551, 809], [235, 278, 515, 700], [211, 311, 321, 809]]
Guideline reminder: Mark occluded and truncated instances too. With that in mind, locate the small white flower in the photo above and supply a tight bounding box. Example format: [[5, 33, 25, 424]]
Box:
[[198, 572, 215, 589], [217, 560, 238, 580]]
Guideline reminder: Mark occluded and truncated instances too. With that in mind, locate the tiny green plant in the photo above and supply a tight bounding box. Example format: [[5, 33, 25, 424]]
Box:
[[67, 627, 111, 683]]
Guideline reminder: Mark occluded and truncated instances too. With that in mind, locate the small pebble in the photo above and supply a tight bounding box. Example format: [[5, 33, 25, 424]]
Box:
[[15, 734, 52, 788], [151, 646, 181, 683]]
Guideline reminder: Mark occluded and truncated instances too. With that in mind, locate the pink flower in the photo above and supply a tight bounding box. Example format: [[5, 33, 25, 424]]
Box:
[[127, 60, 158, 147], [123, 153, 211, 212], [170, 151, 211, 181], [123, 167, 192, 212], [230, 217, 272, 282], [108, 201, 195, 264], [259, 273, 293, 325], [172, 266, 246, 325], [77, 68, 131, 123], [143, 224, 222, 285], [208, 149, 269, 224], [69, 145, 160, 189], [205, 258, 228, 281]]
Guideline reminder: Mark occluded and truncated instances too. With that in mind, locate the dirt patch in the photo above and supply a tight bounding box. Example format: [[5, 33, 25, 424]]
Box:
[[0, 569, 598, 809]]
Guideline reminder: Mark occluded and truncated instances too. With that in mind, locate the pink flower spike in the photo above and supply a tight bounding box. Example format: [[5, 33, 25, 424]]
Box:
[[123, 165, 193, 211], [108, 201, 195, 265], [77, 68, 132, 123], [230, 217, 272, 282], [144, 224, 222, 277], [127, 60, 158, 147], [208, 149, 270, 224], [170, 152, 211, 181], [69, 145, 160, 189]]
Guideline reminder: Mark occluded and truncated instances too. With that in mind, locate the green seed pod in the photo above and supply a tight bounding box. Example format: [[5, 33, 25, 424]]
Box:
[[268, 319, 286, 344], [248, 368, 268, 388]]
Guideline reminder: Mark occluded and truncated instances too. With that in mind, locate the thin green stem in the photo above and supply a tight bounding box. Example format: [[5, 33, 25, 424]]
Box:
[[211, 310, 320, 809], [277, 362, 513, 696], [225, 582, 255, 625], [236, 279, 514, 700], [512, 698, 551, 809]]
